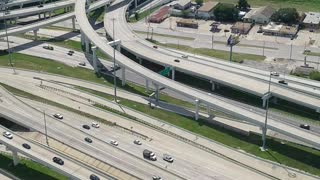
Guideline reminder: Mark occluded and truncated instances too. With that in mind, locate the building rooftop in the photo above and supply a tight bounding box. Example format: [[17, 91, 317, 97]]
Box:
[[303, 12, 320, 24], [231, 22, 252, 30], [198, 1, 219, 12], [174, 0, 191, 7], [244, 6, 275, 19]]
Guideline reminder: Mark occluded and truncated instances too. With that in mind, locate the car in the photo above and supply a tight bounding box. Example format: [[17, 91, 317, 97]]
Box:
[[78, 62, 86, 66], [53, 157, 64, 165], [163, 154, 174, 163], [300, 124, 310, 130], [82, 124, 90, 130], [133, 139, 142, 145], [67, 51, 74, 56], [270, 71, 279, 76], [257, 29, 263, 33], [85, 137, 93, 143], [22, 143, 31, 149], [43, 44, 54, 50], [309, 29, 314, 32], [90, 174, 100, 180], [3, 132, 13, 139], [278, 80, 288, 85], [152, 175, 162, 180], [153, 45, 158, 49], [143, 149, 157, 161], [174, 59, 180, 63], [304, 49, 311, 53], [110, 140, 118, 146], [92, 122, 100, 128], [53, 113, 63, 119], [38, 4, 43, 8], [181, 55, 188, 59]]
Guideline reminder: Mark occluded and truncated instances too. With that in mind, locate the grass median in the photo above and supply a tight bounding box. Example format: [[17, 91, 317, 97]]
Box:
[[0, 153, 66, 180]]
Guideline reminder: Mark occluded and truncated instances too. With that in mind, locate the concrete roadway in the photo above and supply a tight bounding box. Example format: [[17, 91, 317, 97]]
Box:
[[0, 0, 74, 20], [0, 125, 108, 180], [0, 87, 181, 179], [79, 0, 320, 150], [104, 3, 320, 111], [0, 70, 275, 180], [3, 0, 42, 8]]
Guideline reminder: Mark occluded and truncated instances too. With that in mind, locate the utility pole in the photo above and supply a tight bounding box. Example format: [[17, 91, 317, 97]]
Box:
[[151, 27, 154, 41], [2, 6, 15, 74], [112, 17, 118, 103], [262, 41, 265, 56], [211, 32, 214, 49], [229, 43, 233, 62], [289, 43, 293, 60], [43, 110, 49, 146]]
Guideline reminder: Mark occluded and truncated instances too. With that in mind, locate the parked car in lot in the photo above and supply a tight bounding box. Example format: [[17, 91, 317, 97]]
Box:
[[85, 137, 93, 143], [22, 143, 31, 149], [53, 157, 64, 165], [92, 122, 99, 128], [3, 131, 13, 139], [143, 149, 156, 161], [133, 139, 142, 145], [53, 113, 63, 119], [90, 174, 100, 180], [110, 140, 118, 146], [82, 124, 90, 130], [300, 124, 310, 130], [163, 154, 174, 163]]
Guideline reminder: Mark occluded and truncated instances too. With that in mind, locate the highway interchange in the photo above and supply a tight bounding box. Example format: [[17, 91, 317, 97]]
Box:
[[0, 0, 320, 179]]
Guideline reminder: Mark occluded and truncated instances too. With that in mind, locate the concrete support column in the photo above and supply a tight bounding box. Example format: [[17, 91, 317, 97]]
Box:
[[272, 97, 278, 104], [135, 0, 137, 8], [72, 17, 76, 31], [80, 30, 85, 46], [260, 126, 267, 151], [210, 80, 215, 91], [49, 11, 52, 18], [207, 104, 211, 117], [92, 46, 98, 72], [20, 4, 23, 9], [38, 14, 41, 19], [171, 66, 175, 80], [85, 36, 90, 53], [116, 44, 121, 52], [44, 12, 47, 19], [154, 84, 159, 102], [137, 57, 142, 64], [121, 66, 126, 86], [12, 150, 19, 166], [145, 79, 149, 92], [195, 99, 200, 120], [33, 29, 38, 40], [105, 4, 108, 12]]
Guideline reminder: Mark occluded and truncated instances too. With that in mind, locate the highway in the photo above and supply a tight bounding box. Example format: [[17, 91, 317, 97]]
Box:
[[104, 2, 320, 112], [3, 0, 43, 8], [0, 0, 74, 20], [72, 0, 320, 149], [0, 125, 109, 180]]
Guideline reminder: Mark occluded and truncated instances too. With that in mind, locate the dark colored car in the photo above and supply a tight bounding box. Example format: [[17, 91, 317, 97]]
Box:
[[38, 4, 43, 8], [85, 137, 93, 143], [53, 157, 64, 165], [83, 124, 90, 130], [300, 124, 310, 130], [90, 174, 100, 180], [174, 59, 180, 63], [22, 143, 31, 149], [153, 45, 158, 49], [278, 80, 288, 85]]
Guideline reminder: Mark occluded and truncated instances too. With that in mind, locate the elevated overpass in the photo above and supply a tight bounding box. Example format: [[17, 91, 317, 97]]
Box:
[[3, 0, 43, 8], [0, 0, 74, 20], [76, 0, 320, 150], [0, 125, 110, 180], [103, 2, 320, 112]]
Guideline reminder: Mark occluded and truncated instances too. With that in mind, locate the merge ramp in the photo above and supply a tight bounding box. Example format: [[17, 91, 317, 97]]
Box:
[[0, 126, 108, 180], [0, 0, 110, 38], [76, 0, 320, 149], [104, 4, 320, 111]]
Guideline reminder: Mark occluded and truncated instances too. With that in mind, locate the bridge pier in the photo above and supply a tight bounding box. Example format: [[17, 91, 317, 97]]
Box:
[[20, 4, 23, 9], [171, 66, 175, 80], [262, 92, 272, 108], [145, 79, 149, 92], [6, 147, 19, 166], [154, 83, 159, 102], [72, 17, 76, 31], [121, 66, 126, 86], [195, 99, 200, 120], [49, 11, 52, 18], [135, 0, 138, 8], [33, 29, 38, 40], [92, 46, 98, 73], [210, 80, 216, 91], [207, 104, 212, 118], [85, 36, 90, 53], [80, 30, 85, 46], [260, 126, 268, 151], [137, 57, 142, 64]]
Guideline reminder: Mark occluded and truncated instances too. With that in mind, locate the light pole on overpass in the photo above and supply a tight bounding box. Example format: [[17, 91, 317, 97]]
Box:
[[112, 17, 118, 103], [43, 110, 49, 146], [2, 6, 15, 74], [261, 72, 272, 151]]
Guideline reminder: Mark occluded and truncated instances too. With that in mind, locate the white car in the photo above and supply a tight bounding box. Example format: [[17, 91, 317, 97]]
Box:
[[133, 139, 142, 145], [3, 132, 13, 139], [53, 113, 63, 119], [92, 122, 100, 128], [110, 140, 118, 146], [181, 55, 188, 59], [270, 71, 279, 76], [163, 154, 174, 163]]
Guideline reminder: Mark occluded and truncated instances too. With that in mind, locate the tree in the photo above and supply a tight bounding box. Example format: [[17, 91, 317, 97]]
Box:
[[214, 3, 239, 22], [181, 10, 189, 18], [271, 8, 299, 24], [195, 0, 203, 6], [237, 0, 250, 11]]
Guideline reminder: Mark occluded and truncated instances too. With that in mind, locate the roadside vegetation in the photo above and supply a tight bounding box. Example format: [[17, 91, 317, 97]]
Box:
[[128, 6, 160, 23], [0, 153, 67, 180], [291, 71, 320, 82]]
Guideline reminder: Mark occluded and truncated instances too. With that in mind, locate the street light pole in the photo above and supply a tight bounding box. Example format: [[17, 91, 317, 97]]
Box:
[[211, 32, 214, 49], [43, 110, 49, 146], [261, 72, 271, 151], [289, 43, 293, 60], [2, 6, 15, 74], [112, 17, 117, 103]]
